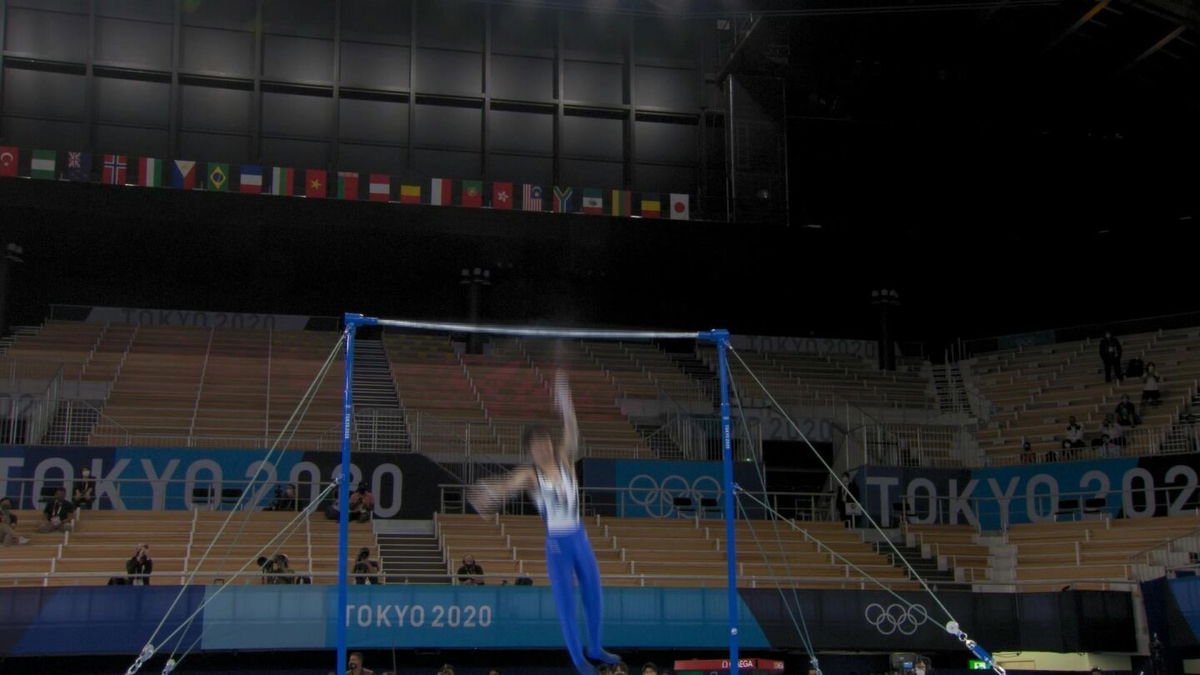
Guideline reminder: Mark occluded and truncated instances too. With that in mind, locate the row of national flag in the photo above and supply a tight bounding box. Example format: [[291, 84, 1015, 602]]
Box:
[[0, 147, 691, 219]]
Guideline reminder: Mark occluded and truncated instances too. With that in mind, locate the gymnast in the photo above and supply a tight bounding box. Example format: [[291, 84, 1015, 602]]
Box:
[[468, 370, 620, 675]]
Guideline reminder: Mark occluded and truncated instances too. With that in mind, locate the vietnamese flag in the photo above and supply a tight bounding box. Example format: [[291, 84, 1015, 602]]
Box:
[[305, 169, 327, 198]]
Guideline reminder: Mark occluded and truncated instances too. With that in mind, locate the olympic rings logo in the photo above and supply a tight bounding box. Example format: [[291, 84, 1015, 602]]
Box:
[[625, 474, 722, 518], [864, 602, 928, 636]]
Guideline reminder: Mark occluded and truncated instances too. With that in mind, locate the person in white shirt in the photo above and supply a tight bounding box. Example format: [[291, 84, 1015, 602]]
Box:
[[1065, 416, 1086, 449]]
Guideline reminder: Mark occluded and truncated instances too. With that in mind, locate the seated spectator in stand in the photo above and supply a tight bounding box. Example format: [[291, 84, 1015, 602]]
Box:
[[1101, 414, 1125, 446], [1099, 434, 1122, 458], [1142, 362, 1163, 410], [1065, 416, 1086, 449], [349, 483, 374, 523], [1020, 441, 1037, 464], [457, 554, 484, 585], [126, 544, 153, 585], [72, 467, 95, 510], [1116, 394, 1142, 430], [269, 484, 298, 511], [0, 497, 29, 546], [264, 553, 297, 584], [1043, 445, 1058, 463], [38, 488, 74, 533], [1099, 331, 1123, 383], [1059, 439, 1077, 461], [325, 482, 374, 523], [353, 546, 381, 585]]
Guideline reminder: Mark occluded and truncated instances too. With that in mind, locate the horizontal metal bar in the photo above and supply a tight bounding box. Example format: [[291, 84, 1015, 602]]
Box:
[[359, 315, 707, 340]]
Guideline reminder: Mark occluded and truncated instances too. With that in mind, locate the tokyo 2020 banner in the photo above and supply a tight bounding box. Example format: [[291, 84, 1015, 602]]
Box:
[[0, 585, 1132, 656]]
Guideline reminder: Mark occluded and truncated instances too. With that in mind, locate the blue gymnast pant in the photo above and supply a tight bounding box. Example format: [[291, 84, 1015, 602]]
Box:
[[546, 526, 614, 675]]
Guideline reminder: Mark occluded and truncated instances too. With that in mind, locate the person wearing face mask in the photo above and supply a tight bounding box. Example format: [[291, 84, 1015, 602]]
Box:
[[1142, 361, 1163, 411], [73, 467, 96, 510]]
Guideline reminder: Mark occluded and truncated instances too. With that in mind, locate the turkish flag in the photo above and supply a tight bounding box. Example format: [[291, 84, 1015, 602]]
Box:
[[0, 147, 17, 177]]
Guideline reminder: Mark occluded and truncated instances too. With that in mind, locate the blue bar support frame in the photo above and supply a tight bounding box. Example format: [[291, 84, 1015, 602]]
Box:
[[338, 313, 369, 675], [339, 317, 738, 675], [699, 328, 739, 675]]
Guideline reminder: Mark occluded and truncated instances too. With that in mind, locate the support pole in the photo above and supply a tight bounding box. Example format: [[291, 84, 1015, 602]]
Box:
[[337, 313, 361, 675], [702, 328, 738, 675]]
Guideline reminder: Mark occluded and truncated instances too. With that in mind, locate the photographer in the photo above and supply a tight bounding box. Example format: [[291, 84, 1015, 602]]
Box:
[[126, 544, 153, 585], [349, 482, 374, 523], [72, 467, 96, 510], [326, 482, 374, 523], [0, 497, 29, 546], [353, 546, 381, 585], [260, 553, 297, 584], [38, 488, 75, 533], [269, 484, 299, 512]]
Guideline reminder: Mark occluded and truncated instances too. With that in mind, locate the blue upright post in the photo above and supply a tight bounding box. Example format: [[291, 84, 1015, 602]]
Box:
[[337, 314, 360, 675], [702, 329, 739, 675]]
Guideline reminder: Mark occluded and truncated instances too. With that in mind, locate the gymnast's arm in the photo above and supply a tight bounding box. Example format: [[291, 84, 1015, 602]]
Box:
[[468, 466, 534, 517], [554, 370, 579, 464]]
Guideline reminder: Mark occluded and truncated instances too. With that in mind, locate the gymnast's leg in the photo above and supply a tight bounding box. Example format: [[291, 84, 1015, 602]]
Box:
[[547, 535, 594, 675], [569, 529, 620, 665]]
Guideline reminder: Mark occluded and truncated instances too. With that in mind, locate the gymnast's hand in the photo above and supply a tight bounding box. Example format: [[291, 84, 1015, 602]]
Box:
[[553, 370, 572, 412]]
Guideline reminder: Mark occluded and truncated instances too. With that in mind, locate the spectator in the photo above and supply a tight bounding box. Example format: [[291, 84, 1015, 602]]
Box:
[[353, 546, 381, 585], [438, 664, 455, 675], [1065, 416, 1086, 449], [488, 670, 500, 675], [1020, 441, 1036, 464], [835, 471, 859, 525], [269, 484, 298, 511], [72, 467, 95, 510], [331, 651, 375, 675], [0, 497, 30, 546], [1060, 439, 1076, 462], [1115, 394, 1141, 429], [1101, 414, 1124, 447], [915, 659, 930, 675], [611, 663, 629, 675], [264, 553, 296, 584], [642, 663, 659, 675], [1099, 331, 1123, 383], [38, 488, 74, 533], [457, 554, 485, 585], [126, 544, 153, 585], [1143, 362, 1163, 410], [1100, 434, 1121, 459], [1044, 445, 1058, 463], [350, 483, 374, 523]]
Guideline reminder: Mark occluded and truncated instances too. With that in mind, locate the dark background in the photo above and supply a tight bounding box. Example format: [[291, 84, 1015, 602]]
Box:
[[1, 0, 1197, 348]]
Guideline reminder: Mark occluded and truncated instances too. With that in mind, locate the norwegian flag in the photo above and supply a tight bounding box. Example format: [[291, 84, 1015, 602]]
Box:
[[102, 154, 127, 185]]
